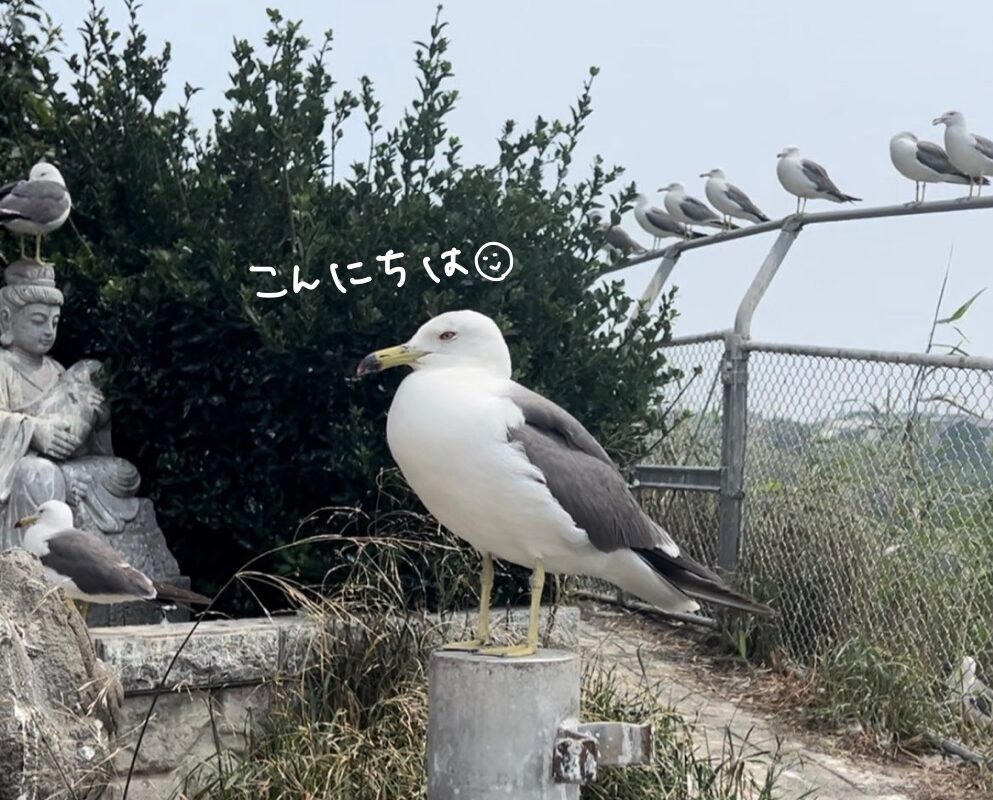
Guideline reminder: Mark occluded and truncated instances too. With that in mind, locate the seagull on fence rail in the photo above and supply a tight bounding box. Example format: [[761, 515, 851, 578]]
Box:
[[889, 132, 981, 204], [776, 146, 860, 214], [632, 193, 705, 248], [589, 211, 647, 256], [932, 111, 993, 198], [659, 182, 736, 236], [356, 310, 773, 657], [700, 169, 770, 228]]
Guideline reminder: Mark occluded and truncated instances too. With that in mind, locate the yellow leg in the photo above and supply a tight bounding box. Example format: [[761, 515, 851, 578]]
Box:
[[34, 234, 42, 263], [19, 237, 26, 259], [475, 561, 544, 658], [441, 552, 494, 650], [76, 599, 90, 621]]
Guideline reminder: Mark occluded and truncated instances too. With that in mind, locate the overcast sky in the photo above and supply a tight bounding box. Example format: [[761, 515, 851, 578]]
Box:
[[46, 1, 993, 358]]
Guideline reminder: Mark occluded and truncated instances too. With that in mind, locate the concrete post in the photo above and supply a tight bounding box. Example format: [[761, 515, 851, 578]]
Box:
[[427, 649, 581, 800]]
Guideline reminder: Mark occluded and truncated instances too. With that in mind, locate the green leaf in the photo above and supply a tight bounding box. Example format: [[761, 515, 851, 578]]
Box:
[[937, 288, 986, 324]]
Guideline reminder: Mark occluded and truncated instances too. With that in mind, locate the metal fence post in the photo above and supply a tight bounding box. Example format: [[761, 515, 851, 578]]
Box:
[[717, 331, 748, 573]]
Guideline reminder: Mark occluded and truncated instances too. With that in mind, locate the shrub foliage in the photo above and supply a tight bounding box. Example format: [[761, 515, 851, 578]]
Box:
[[1, 1, 678, 598]]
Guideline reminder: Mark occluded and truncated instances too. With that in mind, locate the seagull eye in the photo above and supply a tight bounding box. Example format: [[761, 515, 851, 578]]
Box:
[[439, 331, 457, 342]]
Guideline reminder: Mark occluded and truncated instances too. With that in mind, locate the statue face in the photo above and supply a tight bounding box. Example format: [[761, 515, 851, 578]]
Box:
[[7, 302, 60, 356]]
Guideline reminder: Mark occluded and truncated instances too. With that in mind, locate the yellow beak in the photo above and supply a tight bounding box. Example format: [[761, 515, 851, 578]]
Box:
[[15, 515, 38, 529], [356, 344, 425, 377]]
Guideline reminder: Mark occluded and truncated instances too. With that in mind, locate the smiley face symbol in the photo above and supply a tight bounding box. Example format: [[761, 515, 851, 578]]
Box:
[[474, 242, 514, 282]]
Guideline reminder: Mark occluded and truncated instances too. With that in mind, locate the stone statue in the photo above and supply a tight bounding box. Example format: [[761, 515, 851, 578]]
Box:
[[0, 259, 186, 624]]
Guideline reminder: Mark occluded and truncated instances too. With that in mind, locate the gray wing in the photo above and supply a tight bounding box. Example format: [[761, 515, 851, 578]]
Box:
[[972, 133, 993, 161], [916, 141, 966, 177], [725, 184, 769, 221], [644, 207, 683, 237], [680, 196, 719, 223], [41, 530, 155, 599], [604, 226, 645, 253], [800, 159, 844, 194], [505, 383, 679, 556], [504, 383, 775, 616], [0, 180, 69, 224]]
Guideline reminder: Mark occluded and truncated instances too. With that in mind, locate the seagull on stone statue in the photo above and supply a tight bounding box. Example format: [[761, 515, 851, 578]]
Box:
[[0, 161, 72, 263], [16, 500, 210, 620], [356, 310, 773, 657]]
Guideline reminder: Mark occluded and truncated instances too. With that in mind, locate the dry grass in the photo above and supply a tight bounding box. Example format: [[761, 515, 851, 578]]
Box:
[[161, 509, 793, 800]]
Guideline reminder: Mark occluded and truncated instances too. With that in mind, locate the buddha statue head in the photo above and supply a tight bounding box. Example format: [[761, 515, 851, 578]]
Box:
[[0, 260, 64, 357]]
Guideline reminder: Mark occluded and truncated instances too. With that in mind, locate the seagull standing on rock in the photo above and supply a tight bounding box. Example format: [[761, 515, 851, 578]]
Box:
[[776, 147, 860, 214], [932, 111, 993, 198], [700, 169, 770, 227], [0, 161, 72, 263], [889, 132, 980, 203], [658, 183, 735, 237], [632, 193, 704, 248]]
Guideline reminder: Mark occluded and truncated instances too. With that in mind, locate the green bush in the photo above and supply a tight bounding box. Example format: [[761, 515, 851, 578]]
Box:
[[1, 2, 679, 604]]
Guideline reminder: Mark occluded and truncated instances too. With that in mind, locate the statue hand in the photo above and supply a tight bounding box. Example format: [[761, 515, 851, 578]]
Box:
[[31, 419, 80, 460], [81, 385, 106, 414]]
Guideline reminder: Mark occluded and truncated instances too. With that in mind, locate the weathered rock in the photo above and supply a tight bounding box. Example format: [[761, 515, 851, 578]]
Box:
[[0, 548, 122, 800]]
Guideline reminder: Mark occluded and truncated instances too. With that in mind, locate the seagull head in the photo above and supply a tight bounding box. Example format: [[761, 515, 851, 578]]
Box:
[[357, 310, 512, 380], [699, 169, 725, 179], [15, 499, 73, 532], [28, 161, 66, 186], [657, 182, 683, 193], [932, 110, 964, 127], [776, 146, 800, 160]]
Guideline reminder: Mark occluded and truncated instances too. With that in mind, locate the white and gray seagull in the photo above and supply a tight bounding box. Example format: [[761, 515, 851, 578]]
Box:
[[776, 146, 860, 214], [356, 310, 773, 657], [632, 193, 704, 248], [889, 132, 980, 203], [589, 211, 647, 256], [932, 111, 993, 198], [659, 182, 737, 236], [0, 161, 72, 263], [16, 500, 210, 619], [700, 169, 770, 227]]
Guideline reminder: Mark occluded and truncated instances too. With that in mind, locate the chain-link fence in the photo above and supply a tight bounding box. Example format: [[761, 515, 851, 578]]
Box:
[[639, 336, 993, 743]]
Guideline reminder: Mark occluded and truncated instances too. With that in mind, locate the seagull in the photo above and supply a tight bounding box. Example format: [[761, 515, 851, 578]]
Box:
[[932, 111, 993, 198], [0, 161, 72, 263], [632, 193, 705, 248], [659, 183, 737, 236], [589, 211, 647, 256], [15, 500, 210, 620], [889, 132, 980, 203], [947, 656, 993, 728], [700, 169, 770, 227], [356, 310, 773, 657], [776, 146, 860, 214]]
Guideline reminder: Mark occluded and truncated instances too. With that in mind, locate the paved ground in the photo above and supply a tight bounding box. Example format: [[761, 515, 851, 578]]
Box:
[[578, 604, 973, 800]]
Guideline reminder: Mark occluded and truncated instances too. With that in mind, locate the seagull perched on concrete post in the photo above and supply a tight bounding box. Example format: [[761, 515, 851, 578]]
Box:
[[16, 500, 210, 620], [776, 146, 860, 214], [0, 161, 72, 263], [356, 310, 773, 657], [700, 169, 769, 228], [632, 193, 704, 248], [658, 183, 736, 237], [889, 132, 981, 204], [932, 111, 993, 198]]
